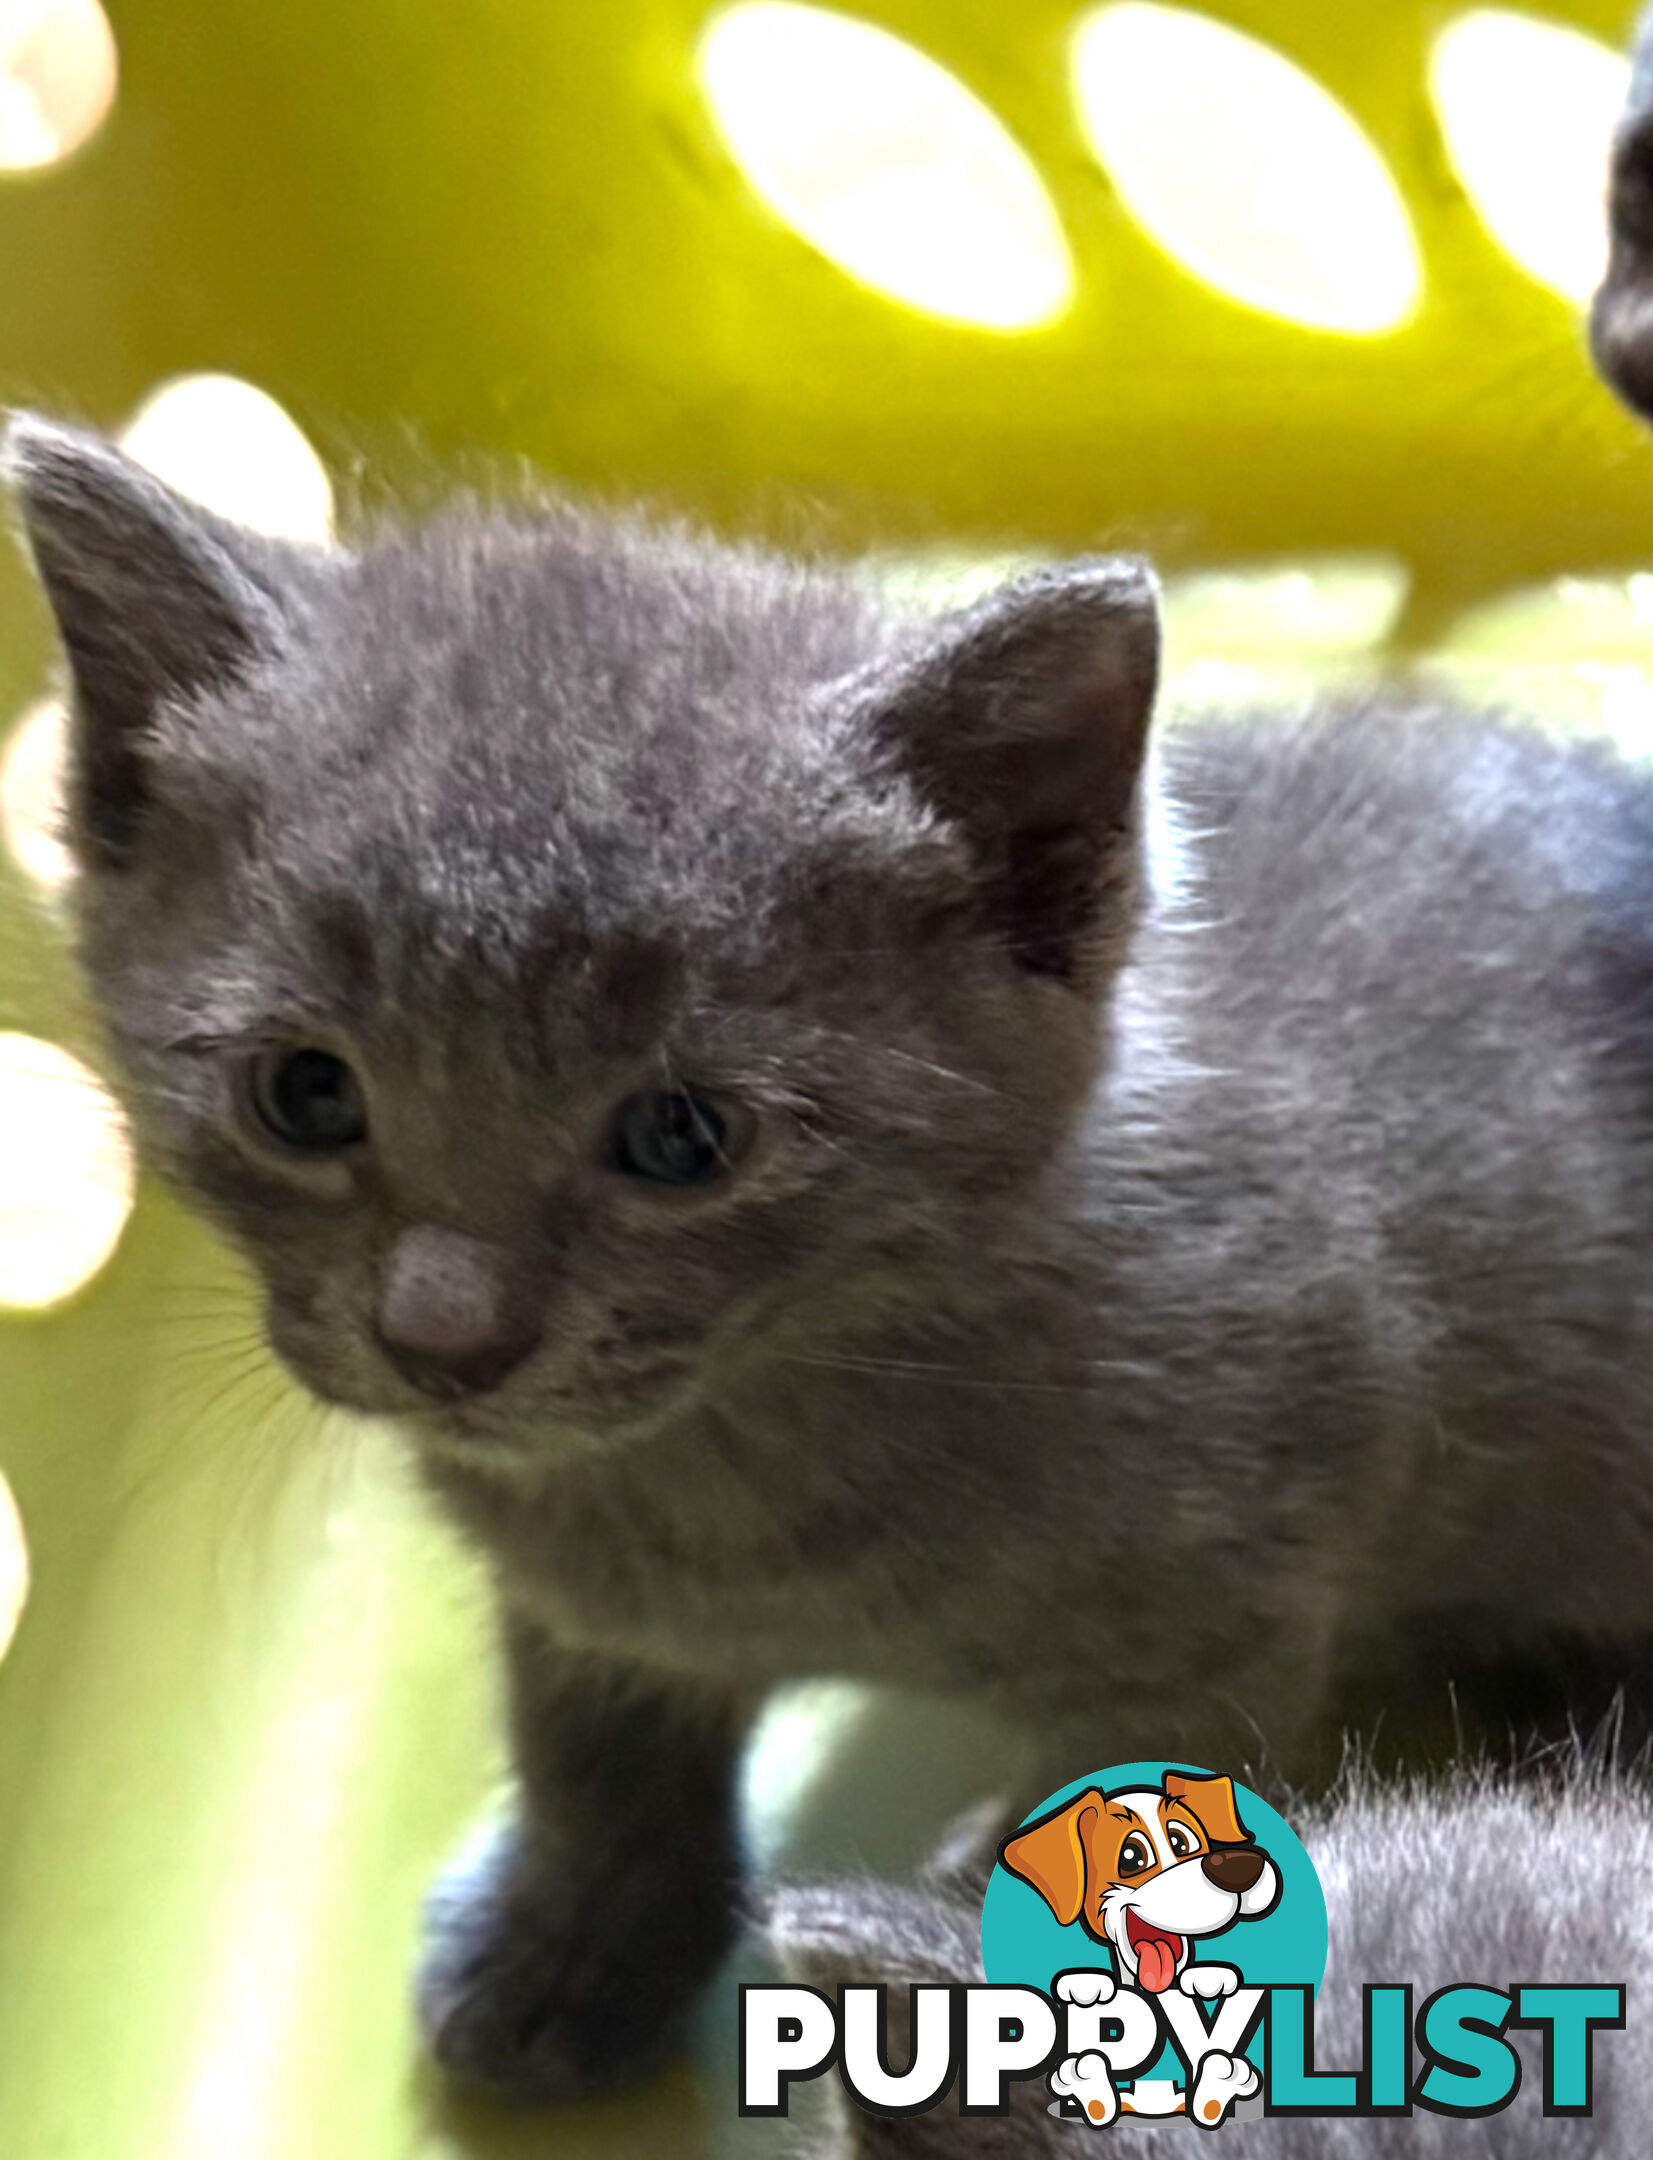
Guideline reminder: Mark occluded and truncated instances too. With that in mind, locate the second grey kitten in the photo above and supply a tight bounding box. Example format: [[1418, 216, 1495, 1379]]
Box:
[[11, 419, 1653, 2098]]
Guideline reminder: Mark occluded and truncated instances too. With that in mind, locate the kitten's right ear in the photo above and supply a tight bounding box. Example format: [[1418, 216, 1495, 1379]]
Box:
[[864, 560, 1160, 984], [3, 413, 301, 868]]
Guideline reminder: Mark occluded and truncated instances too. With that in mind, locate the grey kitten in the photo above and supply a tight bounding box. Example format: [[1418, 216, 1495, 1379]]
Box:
[[773, 1761, 1653, 2159], [11, 414, 1653, 2103]]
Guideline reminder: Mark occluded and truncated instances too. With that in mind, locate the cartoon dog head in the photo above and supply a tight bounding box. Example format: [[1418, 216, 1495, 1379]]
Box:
[[998, 1771, 1280, 1995]]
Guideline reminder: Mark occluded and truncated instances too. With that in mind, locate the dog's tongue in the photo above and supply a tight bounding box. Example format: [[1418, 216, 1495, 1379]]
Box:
[[1126, 1915, 1182, 1994], [1136, 1936, 1178, 1993]]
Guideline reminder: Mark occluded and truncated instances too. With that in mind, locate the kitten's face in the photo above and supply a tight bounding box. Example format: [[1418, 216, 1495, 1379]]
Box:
[[7, 421, 1159, 1468]]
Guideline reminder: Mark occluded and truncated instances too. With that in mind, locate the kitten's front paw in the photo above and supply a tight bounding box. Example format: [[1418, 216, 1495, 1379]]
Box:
[[415, 1816, 734, 2102]]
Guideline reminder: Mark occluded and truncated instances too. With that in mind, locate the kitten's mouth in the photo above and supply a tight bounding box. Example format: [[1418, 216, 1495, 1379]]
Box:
[[404, 1380, 655, 1461], [403, 1401, 580, 1477], [292, 1332, 703, 1458]]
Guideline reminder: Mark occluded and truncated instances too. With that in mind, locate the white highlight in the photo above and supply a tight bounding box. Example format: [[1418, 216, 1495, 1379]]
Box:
[[0, 1032, 133, 1309], [1425, 574, 1653, 755], [0, 1470, 27, 1662], [698, 1, 1073, 330], [1431, 10, 1629, 304], [1071, 3, 1421, 333], [0, 698, 72, 891], [0, 0, 116, 170], [171, 1441, 442, 2160], [120, 374, 334, 544], [742, 1678, 870, 1863], [1164, 557, 1410, 663]]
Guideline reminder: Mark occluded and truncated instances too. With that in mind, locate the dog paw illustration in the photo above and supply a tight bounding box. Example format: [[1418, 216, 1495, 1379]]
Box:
[[1188, 2050, 1260, 2129], [1179, 1963, 1241, 2001], [1050, 2050, 1121, 2126], [1055, 1968, 1117, 2008]]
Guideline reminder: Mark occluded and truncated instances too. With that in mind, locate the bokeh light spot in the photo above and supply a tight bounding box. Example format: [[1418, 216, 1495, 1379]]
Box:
[[1071, 3, 1421, 334], [120, 374, 334, 543], [697, 2, 1073, 330], [0, 1033, 134, 1310], [1, 698, 72, 892], [1431, 11, 1628, 305], [1159, 557, 1411, 713], [1165, 558, 1410, 659], [744, 1681, 871, 1863], [0, 0, 116, 171], [1426, 575, 1653, 750], [0, 1471, 27, 1663]]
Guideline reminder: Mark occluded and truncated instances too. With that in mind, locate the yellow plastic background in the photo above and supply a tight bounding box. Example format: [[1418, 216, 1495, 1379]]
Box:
[[2, 1, 1652, 2154]]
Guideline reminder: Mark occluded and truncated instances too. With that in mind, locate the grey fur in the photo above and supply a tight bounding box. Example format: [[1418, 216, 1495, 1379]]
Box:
[[773, 1765, 1653, 2157], [11, 415, 1653, 2096], [1592, 1, 1653, 419]]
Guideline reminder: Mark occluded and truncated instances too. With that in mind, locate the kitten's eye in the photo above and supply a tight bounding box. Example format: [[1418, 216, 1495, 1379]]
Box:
[[249, 1048, 368, 1151], [610, 1089, 740, 1186]]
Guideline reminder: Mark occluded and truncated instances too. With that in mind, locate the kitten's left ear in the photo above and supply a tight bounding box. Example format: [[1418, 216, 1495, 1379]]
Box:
[[3, 412, 312, 867], [868, 560, 1160, 981]]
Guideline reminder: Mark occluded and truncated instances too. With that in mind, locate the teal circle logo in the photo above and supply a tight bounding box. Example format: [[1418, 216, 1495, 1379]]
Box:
[[980, 1761, 1327, 2122]]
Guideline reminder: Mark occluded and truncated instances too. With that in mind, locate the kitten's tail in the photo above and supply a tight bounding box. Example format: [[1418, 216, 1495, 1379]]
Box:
[[770, 1763, 1653, 2157]]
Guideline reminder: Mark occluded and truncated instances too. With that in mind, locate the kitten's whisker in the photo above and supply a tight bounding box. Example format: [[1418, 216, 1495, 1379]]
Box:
[[798, 1024, 1003, 1099], [107, 1348, 299, 1513], [777, 1350, 1110, 1397]]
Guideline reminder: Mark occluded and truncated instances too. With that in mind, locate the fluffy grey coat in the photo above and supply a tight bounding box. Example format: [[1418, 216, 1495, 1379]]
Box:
[[11, 409, 1653, 2101]]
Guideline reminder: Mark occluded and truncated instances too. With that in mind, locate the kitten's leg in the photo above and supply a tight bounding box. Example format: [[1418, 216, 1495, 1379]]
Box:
[[417, 1610, 751, 2100]]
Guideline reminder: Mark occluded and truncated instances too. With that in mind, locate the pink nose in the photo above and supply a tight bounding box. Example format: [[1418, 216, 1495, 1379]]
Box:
[[375, 1225, 540, 1399]]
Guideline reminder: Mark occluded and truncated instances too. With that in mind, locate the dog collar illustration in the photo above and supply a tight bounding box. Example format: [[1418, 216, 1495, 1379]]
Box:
[[1000, 1771, 1279, 2124]]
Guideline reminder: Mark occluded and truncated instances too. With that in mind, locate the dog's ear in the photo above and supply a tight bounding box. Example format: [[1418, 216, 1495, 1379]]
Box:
[[1164, 1772, 1252, 1847], [998, 1791, 1105, 1927]]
